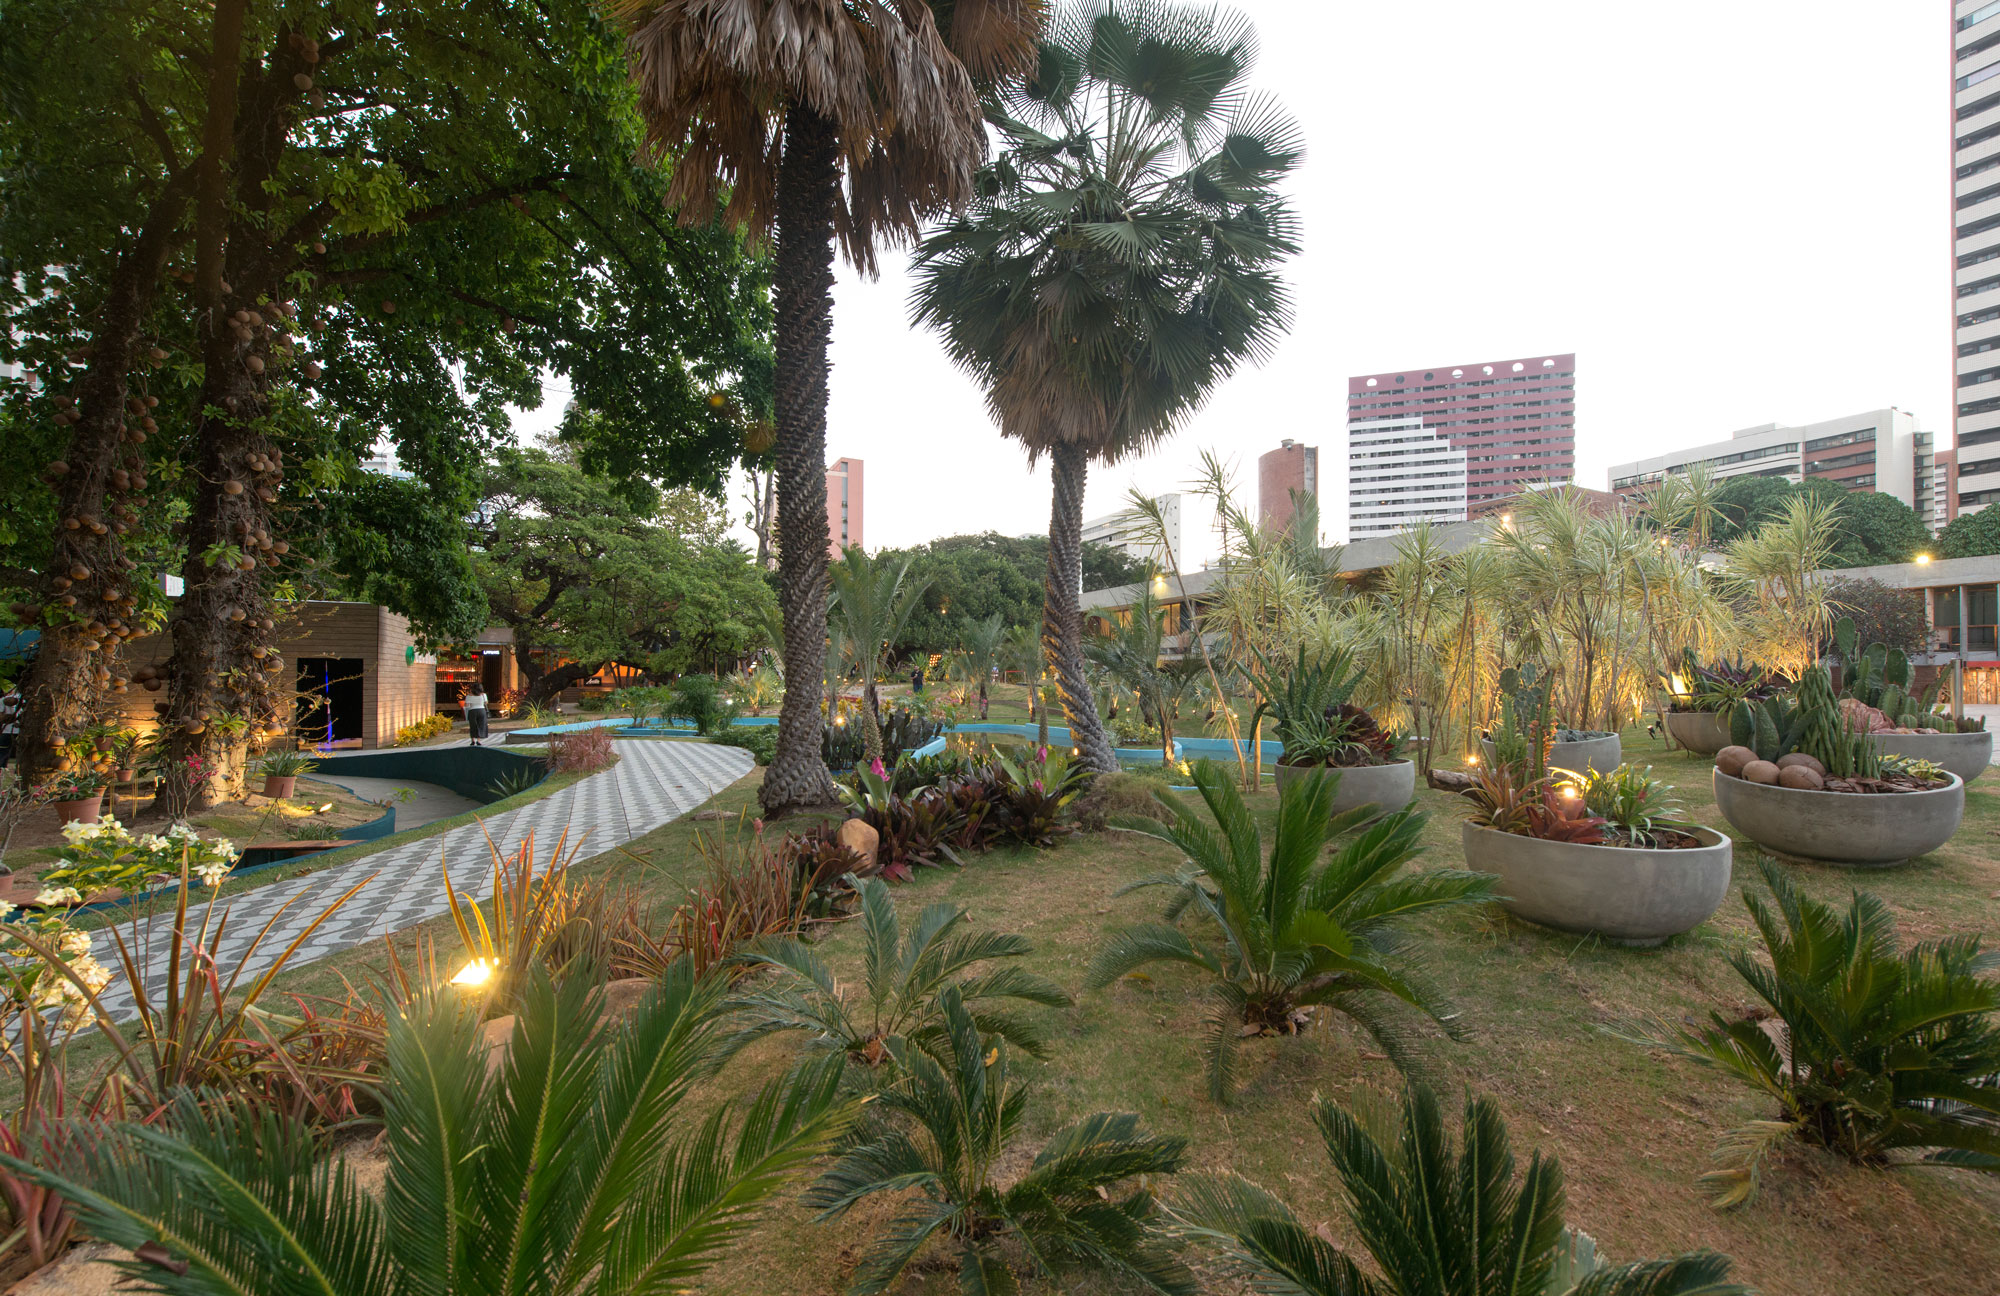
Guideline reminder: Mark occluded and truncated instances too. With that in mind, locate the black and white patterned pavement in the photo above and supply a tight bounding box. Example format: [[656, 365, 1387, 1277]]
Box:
[[88, 738, 753, 1019]]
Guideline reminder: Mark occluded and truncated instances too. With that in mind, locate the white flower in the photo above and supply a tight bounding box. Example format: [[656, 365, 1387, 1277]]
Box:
[[166, 821, 198, 842], [136, 834, 170, 853], [34, 887, 83, 907], [0, 900, 16, 923], [70, 956, 109, 995], [217, 840, 240, 862], [59, 819, 102, 844], [58, 930, 92, 959], [194, 860, 229, 888]]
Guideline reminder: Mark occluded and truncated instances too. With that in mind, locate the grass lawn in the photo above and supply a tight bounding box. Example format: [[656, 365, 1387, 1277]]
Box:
[[92, 724, 2000, 1294]]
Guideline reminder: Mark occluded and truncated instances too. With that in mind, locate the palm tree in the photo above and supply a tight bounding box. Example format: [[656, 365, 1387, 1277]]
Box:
[[911, 0, 1302, 776], [611, 0, 1045, 817], [718, 875, 1071, 1067], [1, 965, 856, 1295], [1170, 1084, 1745, 1296], [1087, 585, 1206, 764], [957, 611, 1007, 719], [1086, 760, 1497, 1102], [827, 547, 931, 763], [804, 985, 1192, 1296]]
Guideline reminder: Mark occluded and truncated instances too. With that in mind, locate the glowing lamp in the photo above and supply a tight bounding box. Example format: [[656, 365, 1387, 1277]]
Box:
[[1464, 753, 1479, 767], [450, 959, 498, 990], [1916, 552, 1933, 565]]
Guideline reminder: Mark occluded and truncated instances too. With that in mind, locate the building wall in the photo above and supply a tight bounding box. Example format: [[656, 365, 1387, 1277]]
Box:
[[1606, 408, 1922, 507], [1954, 2, 2000, 513], [1347, 416, 1468, 539], [1081, 494, 1183, 572], [1257, 441, 1317, 535], [1346, 354, 1575, 508], [826, 457, 863, 555]]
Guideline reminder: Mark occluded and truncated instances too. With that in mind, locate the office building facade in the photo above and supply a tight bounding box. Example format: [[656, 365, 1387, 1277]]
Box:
[[826, 457, 863, 555], [1347, 416, 1468, 540], [1956, 0, 2000, 514], [1606, 408, 1922, 508], [1346, 354, 1575, 510], [1081, 492, 1183, 573], [1257, 440, 1318, 536]]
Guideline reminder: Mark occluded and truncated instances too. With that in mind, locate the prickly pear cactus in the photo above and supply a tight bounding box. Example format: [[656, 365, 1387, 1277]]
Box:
[[1833, 616, 1858, 661]]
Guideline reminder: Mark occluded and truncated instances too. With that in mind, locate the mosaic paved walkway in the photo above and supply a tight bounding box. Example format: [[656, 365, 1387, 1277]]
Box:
[[91, 738, 754, 1019]]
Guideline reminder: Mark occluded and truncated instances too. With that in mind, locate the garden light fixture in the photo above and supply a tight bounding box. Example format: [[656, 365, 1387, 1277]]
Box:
[[450, 958, 498, 989]]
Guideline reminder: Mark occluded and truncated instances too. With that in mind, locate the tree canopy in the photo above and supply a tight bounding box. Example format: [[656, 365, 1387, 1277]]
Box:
[[879, 533, 1148, 656], [1706, 476, 1929, 567], [1937, 504, 2000, 559]]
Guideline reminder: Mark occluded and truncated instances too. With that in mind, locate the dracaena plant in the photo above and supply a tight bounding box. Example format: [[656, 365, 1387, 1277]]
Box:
[[1086, 759, 1498, 1101], [1168, 1083, 1746, 1296]]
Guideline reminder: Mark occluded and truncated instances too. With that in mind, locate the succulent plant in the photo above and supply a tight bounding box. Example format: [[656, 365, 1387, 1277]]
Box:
[[1833, 616, 1944, 729]]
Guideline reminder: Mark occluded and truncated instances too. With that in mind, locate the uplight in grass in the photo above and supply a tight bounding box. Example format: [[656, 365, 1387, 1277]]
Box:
[[450, 958, 498, 989]]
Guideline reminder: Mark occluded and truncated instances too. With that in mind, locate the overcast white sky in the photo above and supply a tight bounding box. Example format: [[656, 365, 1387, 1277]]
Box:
[[519, 1, 1945, 569]]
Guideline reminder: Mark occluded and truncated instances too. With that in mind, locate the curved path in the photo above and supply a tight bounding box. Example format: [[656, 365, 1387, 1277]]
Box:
[[90, 738, 754, 1020]]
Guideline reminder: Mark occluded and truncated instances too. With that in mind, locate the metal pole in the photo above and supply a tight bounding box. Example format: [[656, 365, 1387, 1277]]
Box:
[[1957, 585, 1970, 722]]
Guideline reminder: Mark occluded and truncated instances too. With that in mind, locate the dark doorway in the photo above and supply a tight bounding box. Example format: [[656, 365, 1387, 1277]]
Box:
[[296, 657, 364, 746], [483, 651, 503, 695]]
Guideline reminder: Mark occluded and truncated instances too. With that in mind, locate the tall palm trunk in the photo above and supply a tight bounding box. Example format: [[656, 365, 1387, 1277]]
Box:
[[1044, 443, 1117, 774], [763, 104, 841, 814], [861, 672, 884, 764]]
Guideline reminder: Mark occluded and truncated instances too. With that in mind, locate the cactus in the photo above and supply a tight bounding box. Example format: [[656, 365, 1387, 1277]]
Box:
[[1834, 616, 1858, 661], [1834, 617, 1944, 731], [1751, 705, 1779, 763]]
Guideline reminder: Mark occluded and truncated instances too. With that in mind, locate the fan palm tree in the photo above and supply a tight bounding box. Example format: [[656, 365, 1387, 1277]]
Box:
[[1, 965, 856, 1295], [911, 0, 1303, 776], [828, 547, 932, 762], [718, 875, 1071, 1067], [1086, 759, 1497, 1102], [957, 611, 1008, 719], [611, 0, 1045, 817], [1170, 1084, 1745, 1296], [804, 985, 1193, 1295]]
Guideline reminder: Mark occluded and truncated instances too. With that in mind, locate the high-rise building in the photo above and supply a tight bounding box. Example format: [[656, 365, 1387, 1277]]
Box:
[[1347, 416, 1468, 540], [1346, 354, 1576, 511], [1606, 409, 1923, 508], [1257, 440, 1318, 536], [1955, 0, 2000, 515], [826, 456, 863, 556], [1082, 493, 1182, 573]]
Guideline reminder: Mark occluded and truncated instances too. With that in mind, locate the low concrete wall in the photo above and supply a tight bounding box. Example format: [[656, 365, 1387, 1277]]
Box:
[[312, 747, 548, 805]]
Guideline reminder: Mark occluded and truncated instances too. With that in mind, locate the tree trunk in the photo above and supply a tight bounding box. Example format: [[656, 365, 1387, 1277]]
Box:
[[1044, 443, 1117, 775], [761, 104, 841, 815], [978, 679, 989, 721], [861, 676, 884, 764]]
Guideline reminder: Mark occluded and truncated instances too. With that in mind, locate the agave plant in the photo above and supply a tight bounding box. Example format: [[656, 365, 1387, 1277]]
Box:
[[718, 876, 1069, 1068], [1170, 1084, 1745, 1295], [1613, 858, 2000, 1206], [1086, 759, 1497, 1101], [805, 985, 1192, 1296], [3, 965, 856, 1295]]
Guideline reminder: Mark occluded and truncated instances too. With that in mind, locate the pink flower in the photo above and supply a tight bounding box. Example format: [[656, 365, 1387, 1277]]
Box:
[[870, 758, 887, 781], [1036, 745, 1048, 762], [752, 818, 765, 834]]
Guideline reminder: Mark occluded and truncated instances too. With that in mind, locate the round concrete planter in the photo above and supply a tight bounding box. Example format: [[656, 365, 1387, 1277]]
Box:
[[1662, 710, 1732, 756], [1480, 732, 1622, 776], [1274, 759, 1416, 818], [1867, 729, 1992, 785], [1460, 821, 1732, 946], [1712, 768, 1965, 868]]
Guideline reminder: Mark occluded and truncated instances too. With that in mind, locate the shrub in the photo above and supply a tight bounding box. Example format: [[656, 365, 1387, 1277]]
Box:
[[1823, 576, 1928, 655], [577, 691, 609, 712], [710, 725, 777, 765], [668, 674, 737, 734], [822, 704, 944, 770], [393, 712, 453, 745], [1615, 858, 2000, 1206], [544, 727, 615, 774]]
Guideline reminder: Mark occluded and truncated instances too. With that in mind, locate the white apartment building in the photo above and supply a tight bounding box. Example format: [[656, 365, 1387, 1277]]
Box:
[[1346, 416, 1468, 540], [1607, 409, 1923, 508], [1955, 0, 2000, 514], [1082, 492, 1183, 573]]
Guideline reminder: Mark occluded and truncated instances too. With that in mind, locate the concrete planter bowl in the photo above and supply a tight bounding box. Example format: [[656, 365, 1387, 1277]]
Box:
[[1480, 732, 1623, 777], [1662, 710, 1732, 756], [1274, 759, 1416, 818], [1459, 821, 1733, 947], [1712, 768, 1966, 868], [1868, 729, 1993, 786]]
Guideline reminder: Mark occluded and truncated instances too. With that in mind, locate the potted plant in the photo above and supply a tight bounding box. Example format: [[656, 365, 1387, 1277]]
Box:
[[38, 769, 108, 825], [255, 749, 318, 799], [1460, 750, 1732, 946], [1659, 650, 1785, 756], [1478, 664, 1621, 775], [1713, 663, 1964, 867], [104, 728, 148, 783], [1252, 644, 1415, 817], [1827, 616, 1993, 784]]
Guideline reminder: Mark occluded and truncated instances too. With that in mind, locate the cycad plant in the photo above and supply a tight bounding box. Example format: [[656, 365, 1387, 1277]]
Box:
[[718, 876, 1071, 1067], [1614, 858, 2000, 1206], [958, 611, 1008, 719], [805, 986, 1192, 1296], [828, 548, 932, 764], [3, 965, 856, 1295], [1170, 1084, 1745, 1295], [1087, 760, 1497, 1101]]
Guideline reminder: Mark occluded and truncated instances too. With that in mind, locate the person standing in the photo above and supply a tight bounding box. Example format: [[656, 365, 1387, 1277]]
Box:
[[462, 686, 489, 746], [0, 689, 19, 769]]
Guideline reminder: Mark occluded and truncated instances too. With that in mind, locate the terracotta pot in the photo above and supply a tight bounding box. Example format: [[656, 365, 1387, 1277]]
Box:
[[262, 775, 298, 799], [115, 767, 137, 783], [53, 795, 103, 825]]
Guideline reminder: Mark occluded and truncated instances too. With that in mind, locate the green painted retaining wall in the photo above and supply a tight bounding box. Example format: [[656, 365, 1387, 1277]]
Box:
[[312, 747, 548, 805]]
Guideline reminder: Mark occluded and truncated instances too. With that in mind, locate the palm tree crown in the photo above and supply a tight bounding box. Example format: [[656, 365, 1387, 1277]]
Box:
[[828, 546, 932, 761]]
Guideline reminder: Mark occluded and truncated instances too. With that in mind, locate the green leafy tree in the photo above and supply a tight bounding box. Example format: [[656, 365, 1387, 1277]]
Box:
[[320, 475, 485, 645], [611, 0, 1045, 818], [1086, 760, 1496, 1102], [1820, 576, 1928, 657], [1171, 1084, 1745, 1296], [827, 547, 931, 763], [718, 876, 1071, 1068], [804, 985, 1192, 1296], [1937, 503, 2000, 558], [912, 0, 1303, 774], [1, 966, 856, 1295], [885, 533, 1148, 656]]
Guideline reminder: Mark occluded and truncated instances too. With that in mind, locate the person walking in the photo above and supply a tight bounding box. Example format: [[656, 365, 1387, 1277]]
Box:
[[462, 686, 490, 746]]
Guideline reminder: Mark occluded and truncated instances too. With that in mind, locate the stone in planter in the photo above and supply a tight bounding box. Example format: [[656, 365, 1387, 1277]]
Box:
[[1274, 759, 1416, 818], [1868, 729, 1993, 785], [1459, 820, 1732, 946], [263, 775, 298, 799], [1712, 768, 1965, 868], [52, 794, 102, 825], [1661, 710, 1731, 756], [1480, 732, 1622, 777]]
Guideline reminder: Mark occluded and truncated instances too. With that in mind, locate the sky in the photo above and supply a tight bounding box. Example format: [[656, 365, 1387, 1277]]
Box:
[[517, 1, 1945, 570]]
